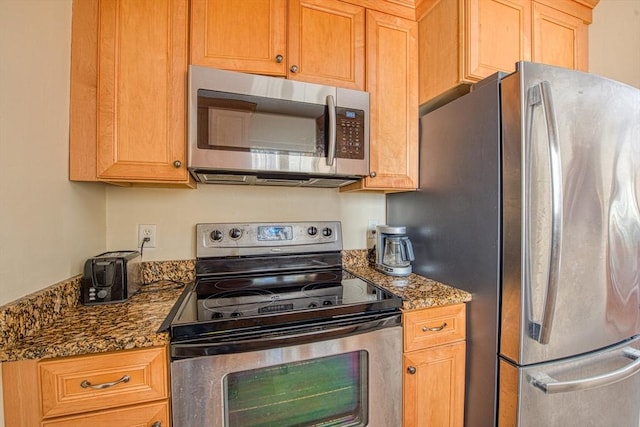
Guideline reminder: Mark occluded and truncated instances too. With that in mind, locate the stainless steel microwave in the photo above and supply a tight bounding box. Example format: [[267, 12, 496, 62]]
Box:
[[188, 66, 369, 188]]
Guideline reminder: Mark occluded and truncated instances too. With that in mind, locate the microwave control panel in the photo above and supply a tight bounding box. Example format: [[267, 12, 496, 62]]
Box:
[[335, 107, 365, 159]]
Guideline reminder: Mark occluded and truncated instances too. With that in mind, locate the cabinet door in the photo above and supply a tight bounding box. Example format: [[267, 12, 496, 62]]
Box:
[[532, 1, 588, 71], [418, 0, 530, 105], [96, 0, 190, 183], [190, 0, 287, 75], [343, 10, 418, 191], [41, 401, 169, 427], [288, 0, 365, 89], [466, 0, 531, 80], [39, 347, 168, 418], [403, 341, 466, 427]]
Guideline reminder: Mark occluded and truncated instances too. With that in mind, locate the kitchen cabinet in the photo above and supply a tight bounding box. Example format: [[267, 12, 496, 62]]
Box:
[[403, 303, 466, 427], [531, 1, 588, 71], [190, 0, 366, 90], [2, 346, 170, 427], [417, 0, 597, 107], [340, 10, 419, 192], [69, 0, 194, 187]]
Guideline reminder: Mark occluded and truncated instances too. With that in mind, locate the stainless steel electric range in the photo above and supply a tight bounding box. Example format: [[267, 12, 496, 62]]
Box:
[[164, 221, 403, 427]]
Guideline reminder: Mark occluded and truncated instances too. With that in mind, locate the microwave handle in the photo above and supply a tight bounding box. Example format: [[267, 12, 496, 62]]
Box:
[[326, 95, 336, 166]]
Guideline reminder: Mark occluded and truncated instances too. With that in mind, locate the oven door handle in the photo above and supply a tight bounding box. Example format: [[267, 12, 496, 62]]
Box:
[[171, 314, 401, 359]]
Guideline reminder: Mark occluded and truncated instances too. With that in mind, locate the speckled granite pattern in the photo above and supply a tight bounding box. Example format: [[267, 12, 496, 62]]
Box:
[[1, 254, 471, 363], [0, 260, 194, 363], [0, 276, 81, 351], [142, 259, 195, 284], [0, 281, 186, 363], [342, 250, 472, 310]]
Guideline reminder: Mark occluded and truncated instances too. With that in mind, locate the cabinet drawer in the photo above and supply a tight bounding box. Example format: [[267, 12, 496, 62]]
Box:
[[403, 304, 466, 352], [39, 347, 168, 418], [41, 400, 169, 427]]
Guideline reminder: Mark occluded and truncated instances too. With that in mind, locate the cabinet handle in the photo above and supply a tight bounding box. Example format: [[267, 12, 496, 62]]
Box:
[[290, 65, 298, 73], [422, 322, 447, 332], [407, 366, 417, 375], [275, 54, 284, 63], [173, 160, 182, 168], [151, 422, 162, 427], [80, 374, 130, 390], [369, 171, 377, 178]]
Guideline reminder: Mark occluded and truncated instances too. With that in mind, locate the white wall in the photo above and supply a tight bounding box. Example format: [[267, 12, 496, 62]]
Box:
[[0, 0, 108, 302], [589, 0, 640, 88], [106, 185, 385, 260], [0, 1, 106, 425]]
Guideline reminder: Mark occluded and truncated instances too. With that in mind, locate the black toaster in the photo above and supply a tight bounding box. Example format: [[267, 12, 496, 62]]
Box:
[[81, 250, 142, 305]]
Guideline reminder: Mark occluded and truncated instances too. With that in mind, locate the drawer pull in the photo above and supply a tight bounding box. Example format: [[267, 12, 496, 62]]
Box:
[[80, 374, 130, 390], [422, 322, 447, 332]]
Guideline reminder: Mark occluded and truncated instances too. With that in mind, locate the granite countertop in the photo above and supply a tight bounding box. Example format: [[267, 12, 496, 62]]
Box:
[[0, 282, 185, 363], [0, 253, 471, 363], [342, 250, 472, 310], [0, 261, 194, 363]]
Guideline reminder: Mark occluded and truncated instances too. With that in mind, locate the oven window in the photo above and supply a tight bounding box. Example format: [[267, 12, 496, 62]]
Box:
[[224, 351, 368, 427]]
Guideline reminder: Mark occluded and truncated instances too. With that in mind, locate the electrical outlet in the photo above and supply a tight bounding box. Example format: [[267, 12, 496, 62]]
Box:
[[137, 224, 157, 248], [367, 220, 378, 239]]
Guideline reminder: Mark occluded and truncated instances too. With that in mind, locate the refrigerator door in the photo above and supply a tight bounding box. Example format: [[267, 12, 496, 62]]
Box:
[[499, 335, 640, 427], [501, 62, 640, 365]]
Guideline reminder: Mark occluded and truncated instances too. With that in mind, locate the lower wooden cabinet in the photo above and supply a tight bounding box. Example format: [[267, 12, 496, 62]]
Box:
[[2, 346, 170, 427], [403, 304, 466, 427], [41, 401, 169, 427]]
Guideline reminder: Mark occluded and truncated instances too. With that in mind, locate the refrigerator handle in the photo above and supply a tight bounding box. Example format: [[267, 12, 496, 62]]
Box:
[[529, 348, 640, 394], [326, 95, 337, 167], [526, 81, 563, 345]]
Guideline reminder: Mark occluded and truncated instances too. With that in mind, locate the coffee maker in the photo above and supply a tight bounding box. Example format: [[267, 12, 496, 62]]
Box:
[[375, 225, 415, 276]]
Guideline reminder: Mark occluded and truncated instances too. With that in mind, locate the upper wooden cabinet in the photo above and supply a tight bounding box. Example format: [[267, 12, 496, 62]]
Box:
[[341, 10, 419, 192], [531, 1, 588, 71], [417, 0, 597, 106], [190, 0, 287, 76], [69, 0, 194, 187], [190, 0, 366, 90]]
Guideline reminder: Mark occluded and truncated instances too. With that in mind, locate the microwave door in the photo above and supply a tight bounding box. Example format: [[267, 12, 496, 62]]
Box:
[[188, 66, 369, 180]]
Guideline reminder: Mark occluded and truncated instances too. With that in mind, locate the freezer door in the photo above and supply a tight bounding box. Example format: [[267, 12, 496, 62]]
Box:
[[499, 335, 640, 427], [501, 62, 640, 365]]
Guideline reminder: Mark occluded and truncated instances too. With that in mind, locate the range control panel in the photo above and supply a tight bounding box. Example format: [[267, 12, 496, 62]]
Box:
[[196, 221, 343, 258]]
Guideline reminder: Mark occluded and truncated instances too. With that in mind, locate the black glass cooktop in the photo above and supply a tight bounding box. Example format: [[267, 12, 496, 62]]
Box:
[[165, 268, 402, 341]]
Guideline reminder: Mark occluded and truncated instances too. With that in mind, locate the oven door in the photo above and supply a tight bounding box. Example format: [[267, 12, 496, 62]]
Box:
[[170, 316, 402, 427]]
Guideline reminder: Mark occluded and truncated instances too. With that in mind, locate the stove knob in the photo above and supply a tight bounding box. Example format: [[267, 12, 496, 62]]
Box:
[[322, 227, 333, 237], [323, 300, 333, 306], [308, 302, 318, 308], [230, 312, 242, 318], [229, 228, 242, 239], [210, 229, 223, 241], [211, 312, 224, 319], [307, 226, 318, 236]]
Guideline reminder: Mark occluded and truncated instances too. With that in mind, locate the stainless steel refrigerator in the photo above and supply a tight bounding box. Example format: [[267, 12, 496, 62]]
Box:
[[388, 61, 640, 426]]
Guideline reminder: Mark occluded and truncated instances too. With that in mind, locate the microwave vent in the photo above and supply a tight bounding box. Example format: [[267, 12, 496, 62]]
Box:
[[191, 170, 359, 188]]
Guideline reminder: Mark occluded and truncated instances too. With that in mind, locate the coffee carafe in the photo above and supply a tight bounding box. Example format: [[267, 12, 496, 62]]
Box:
[[375, 225, 415, 276]]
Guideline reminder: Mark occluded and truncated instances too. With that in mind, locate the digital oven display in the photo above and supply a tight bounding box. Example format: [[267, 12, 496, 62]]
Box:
[[257, 226, 293, 241]]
